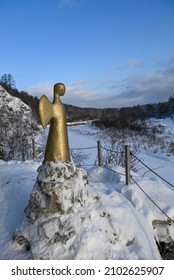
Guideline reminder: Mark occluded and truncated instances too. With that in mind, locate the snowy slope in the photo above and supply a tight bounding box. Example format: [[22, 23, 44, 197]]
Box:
[[0, 85, 31, 114], [0, 160, 162, 260], [0, 85, 39, 161]]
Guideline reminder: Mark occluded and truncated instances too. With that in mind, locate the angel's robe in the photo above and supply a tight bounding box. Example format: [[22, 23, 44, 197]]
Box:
[[38, 91, 70, 163]]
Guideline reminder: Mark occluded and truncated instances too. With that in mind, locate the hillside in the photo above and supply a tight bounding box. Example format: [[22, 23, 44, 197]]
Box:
[[0, 85, 40, 160]]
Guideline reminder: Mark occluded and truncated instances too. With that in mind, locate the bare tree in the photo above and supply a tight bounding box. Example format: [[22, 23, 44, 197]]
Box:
[[0, 73, 15, 89]]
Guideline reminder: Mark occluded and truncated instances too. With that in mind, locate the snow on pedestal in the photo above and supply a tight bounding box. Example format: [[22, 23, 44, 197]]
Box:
[[26, 161, 87, 220], [13, 160, 88, 259], [13, 163, 161, 260]]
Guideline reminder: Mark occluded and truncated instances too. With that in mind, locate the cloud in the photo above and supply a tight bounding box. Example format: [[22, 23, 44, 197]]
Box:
[[64, 85, 112, 108], [113, 58, 144, 72], [111, 66, 174, 107], [28, 82, 107, 108], [127, 59, 143, 67], [28, 57, 174, 108], [162, 58, 174, 76], [28, 84, 53, 99]]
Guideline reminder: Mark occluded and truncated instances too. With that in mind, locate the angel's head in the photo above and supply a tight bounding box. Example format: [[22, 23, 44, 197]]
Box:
[[54, 83, 66, 97]]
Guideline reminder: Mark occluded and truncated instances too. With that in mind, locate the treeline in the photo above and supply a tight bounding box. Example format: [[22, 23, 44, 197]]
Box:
[[1, 73, 174, 126], [93, 97, 174, 130], [65, 104, 120, 122]]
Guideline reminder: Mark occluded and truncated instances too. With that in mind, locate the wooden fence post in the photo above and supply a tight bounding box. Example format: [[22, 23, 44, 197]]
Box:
[[97, 140, 102, 167], [125, 145, 131, 185]]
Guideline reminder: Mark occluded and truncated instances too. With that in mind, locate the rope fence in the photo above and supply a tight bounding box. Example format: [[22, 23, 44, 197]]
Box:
[[131, 176, 174, 223], [2, 138, 174, 223], [69, 141, 174, 223], [130, 151, 174, 189], [2, 138, 173, 190]]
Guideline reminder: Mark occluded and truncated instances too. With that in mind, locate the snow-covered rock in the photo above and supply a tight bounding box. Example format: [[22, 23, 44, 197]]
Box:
[[0, 85, 31, 114], [0, 85, 39, 160], [13, 161, 161, 260], [26, 161, 88, 220], [13, 160, 89, 259]]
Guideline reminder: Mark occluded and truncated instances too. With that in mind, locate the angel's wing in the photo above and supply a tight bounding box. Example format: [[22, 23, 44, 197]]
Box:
[[38, 95, 53, 128]]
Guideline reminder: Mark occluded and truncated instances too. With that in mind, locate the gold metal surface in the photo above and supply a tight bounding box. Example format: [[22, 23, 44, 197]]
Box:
[[38, 83, 70, 163]]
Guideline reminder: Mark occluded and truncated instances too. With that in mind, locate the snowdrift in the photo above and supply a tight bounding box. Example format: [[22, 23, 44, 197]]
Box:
[[0, 160, 166, 260]]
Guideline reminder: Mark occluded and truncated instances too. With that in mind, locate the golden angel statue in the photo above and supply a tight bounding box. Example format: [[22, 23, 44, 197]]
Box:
[[38, 83, 70, 163]]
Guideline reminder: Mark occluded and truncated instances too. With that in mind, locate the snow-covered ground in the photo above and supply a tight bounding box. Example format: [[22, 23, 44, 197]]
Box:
[[1, 121, 174, 259]]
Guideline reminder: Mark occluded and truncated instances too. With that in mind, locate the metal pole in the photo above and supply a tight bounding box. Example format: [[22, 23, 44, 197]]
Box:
[[97, 140, 102, 167], [125, 145, 130, 185]]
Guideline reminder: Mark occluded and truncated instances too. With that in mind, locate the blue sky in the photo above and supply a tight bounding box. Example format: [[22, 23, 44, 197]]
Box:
[[0, 0, 174, 108]]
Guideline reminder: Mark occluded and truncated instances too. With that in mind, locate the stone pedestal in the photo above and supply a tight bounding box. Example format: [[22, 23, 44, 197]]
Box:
[[27, 161, 87, 221], [13, 161, 88, 258]]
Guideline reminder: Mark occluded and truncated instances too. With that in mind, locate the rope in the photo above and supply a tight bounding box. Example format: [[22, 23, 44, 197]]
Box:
[[103, 165, 125, 176], [70, 146, 97, 151], [79, 164, 95, 167], [131, 176, 174, 223], [101, 146, 124, 154], [131, 152, 174, 189]]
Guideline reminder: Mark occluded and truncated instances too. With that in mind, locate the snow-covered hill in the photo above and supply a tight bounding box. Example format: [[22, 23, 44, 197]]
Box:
[[0, 85, 31, 115], [0, 85, 39, 160]]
